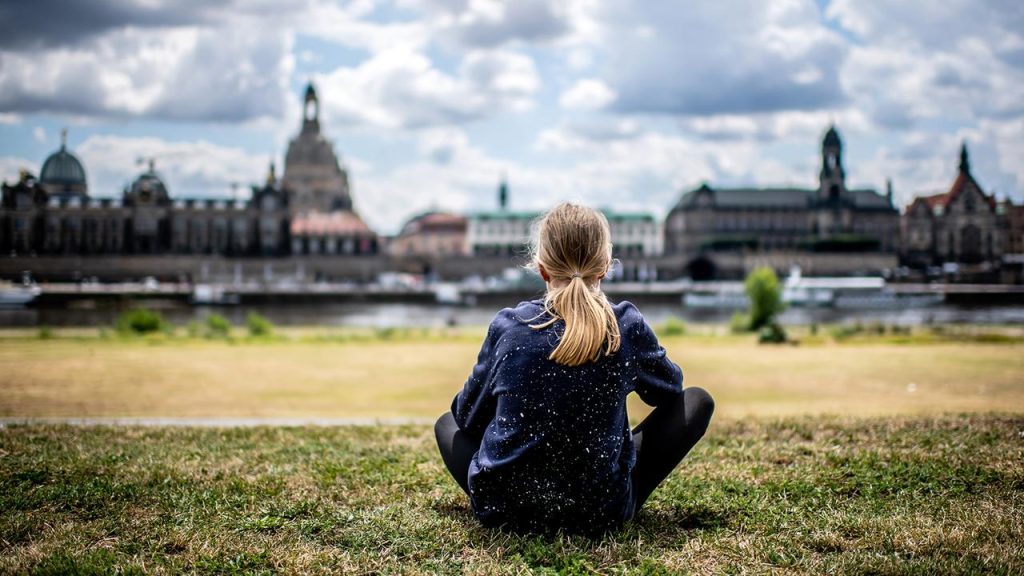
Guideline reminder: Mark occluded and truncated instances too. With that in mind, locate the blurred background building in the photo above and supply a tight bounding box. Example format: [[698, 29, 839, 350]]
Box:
[[2, 97, 1022, 283]]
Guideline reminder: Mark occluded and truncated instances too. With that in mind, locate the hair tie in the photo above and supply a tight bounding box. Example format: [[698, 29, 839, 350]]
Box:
[[570, 272, 582, 279]]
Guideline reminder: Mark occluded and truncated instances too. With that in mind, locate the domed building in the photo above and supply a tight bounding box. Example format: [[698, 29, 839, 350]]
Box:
[[283, 82, 378, 256], [0, 86, 377, 263], [38, 130, 88, 198], [123, 160, 171, 207], [283, 82, 354, 213]]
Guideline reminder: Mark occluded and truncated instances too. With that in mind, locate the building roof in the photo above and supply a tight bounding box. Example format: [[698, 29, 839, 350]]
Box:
[[125, 162, 170, 204], [471, 210, 543, 220], [848, 189, 894, 210], [40, 144, 86, 188], [399, 211, 467, 235], [290, 211, 373, 236], [470, 209, 656, 221], [675, 185, 813, 210], [906, 146, 996, 214]]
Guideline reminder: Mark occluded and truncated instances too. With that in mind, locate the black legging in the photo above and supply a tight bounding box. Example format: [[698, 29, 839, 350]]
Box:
[[435, 386, 715, 514]]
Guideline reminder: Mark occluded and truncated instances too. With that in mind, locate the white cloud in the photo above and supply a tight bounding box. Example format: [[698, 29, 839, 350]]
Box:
[[75, 135, 269, 199], [315, 47, 539, 129], [0, 24, 292, 123], [559, 79, 616, 110], [406, 0, 572, 48], [0, 113, 22, 125], [32, 127, 46, 144], [679, 109, 871, 142], [0, 156, 37, 185], [596, 0, 847, 115]]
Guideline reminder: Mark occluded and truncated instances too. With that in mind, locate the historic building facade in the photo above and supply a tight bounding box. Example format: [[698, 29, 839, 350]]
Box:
[[901, 144, 1008, 268], [664, 126, 900, 277], [0, 83, 377, 259], [390, 211, 468, 257], [462, 181, 662, 279]]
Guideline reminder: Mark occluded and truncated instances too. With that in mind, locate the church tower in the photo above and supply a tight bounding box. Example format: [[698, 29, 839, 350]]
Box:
[[819, 125, 846, 203], [282, 82, 353, 213]]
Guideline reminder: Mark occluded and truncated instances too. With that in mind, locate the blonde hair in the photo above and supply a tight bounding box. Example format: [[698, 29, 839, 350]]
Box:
[[528, 202, 621, 366]]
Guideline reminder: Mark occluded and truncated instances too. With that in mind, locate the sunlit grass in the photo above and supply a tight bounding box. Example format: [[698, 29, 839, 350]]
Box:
[[1, 328, 1021, 420]]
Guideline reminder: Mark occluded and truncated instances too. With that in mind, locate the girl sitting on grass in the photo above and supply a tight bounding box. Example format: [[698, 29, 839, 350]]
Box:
[[435, 202, 714, 534]]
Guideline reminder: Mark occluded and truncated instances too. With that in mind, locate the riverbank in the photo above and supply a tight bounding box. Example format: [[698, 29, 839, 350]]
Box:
[[1, 415, 1021, 574], [2, 327, 1022, 420]]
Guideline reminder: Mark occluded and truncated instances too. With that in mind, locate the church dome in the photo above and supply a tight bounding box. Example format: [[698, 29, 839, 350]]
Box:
[[126, 162, 170, 204], [40, 147, 86, 185]]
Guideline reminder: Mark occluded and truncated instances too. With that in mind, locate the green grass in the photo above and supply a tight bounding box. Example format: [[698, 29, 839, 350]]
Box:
[[1, 415, 1022, 574]]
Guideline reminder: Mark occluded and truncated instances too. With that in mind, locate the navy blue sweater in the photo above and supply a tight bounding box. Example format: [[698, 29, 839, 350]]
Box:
[[451, 298, 683, 533]]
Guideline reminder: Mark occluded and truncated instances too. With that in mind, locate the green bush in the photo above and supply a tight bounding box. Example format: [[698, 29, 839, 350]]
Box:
[[758, 322, 788, 344], [116, 308, 166, 335], [831, 324, 861, 340], [204, 314, 232, 339], [730, 311, 752, 333], [246, 313, 274, 337], [37, 326, 54, 340], [657, 316, 687, 337], [744, 267, 785, 331], [185, 320, 201, 338]]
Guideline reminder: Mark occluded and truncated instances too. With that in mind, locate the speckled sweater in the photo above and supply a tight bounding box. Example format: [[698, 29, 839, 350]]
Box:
[[451, 298, 683, 534]]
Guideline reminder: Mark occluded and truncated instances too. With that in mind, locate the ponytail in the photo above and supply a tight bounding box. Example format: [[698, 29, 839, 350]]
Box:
[[528, 203, 621, 367]]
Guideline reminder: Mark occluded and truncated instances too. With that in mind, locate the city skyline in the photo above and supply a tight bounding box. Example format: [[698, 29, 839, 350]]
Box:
[[1, 0, 1022, 234]]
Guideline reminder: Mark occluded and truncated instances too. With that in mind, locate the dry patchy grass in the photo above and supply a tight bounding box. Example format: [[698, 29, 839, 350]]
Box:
[[0, 335, 1021, 420]]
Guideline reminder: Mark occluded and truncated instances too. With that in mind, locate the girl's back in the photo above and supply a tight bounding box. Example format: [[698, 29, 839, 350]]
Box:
[[435, 202, 713, 535], [453, 298, 682, 533]]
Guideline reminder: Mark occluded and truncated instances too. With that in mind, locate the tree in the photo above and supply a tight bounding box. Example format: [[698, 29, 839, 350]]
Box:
[[744, 267, 784, 331]]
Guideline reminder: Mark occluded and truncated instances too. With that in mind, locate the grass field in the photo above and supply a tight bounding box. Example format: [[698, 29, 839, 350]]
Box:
[[1, 415, 1022, 574], [1, 327, 1022, 573], [1, 329, 1022, 420]]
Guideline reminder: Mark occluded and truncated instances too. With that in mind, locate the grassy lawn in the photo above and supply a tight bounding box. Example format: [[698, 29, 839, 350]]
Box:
[[1, 331, 1022, 420], [1, 415, 1021, 574]]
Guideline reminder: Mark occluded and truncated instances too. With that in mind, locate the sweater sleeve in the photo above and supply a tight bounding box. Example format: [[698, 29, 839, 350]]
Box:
[[450, 312, 504, 436], [625, 303, 683, 407]]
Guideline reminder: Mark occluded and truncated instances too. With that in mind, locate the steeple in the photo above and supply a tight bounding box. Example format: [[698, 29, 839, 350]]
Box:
[[498, 174, 508, 210], [267, 161, 276, 185], [959, 141, 970, 174], [819, 124, 845, 202], [60, 127, 68, 150], [302, 81, 320, 135]]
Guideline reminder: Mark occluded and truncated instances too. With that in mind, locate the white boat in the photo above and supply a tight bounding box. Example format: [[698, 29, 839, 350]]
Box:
[[191, 284, 240, 306], [434, 283, 477, 306], [684, 267, 942, 310], [0, 282, 41, 307]]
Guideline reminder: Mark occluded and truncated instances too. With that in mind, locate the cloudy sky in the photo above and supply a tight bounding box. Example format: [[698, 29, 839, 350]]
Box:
[[1, 0, 1021, 233]]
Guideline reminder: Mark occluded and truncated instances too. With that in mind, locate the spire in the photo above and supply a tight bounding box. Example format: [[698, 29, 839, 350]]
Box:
[[60, 128, 68, 150], [267, 161, 276, 185], [148, 158, 155, 173], [886, 178, 893, 204], [959, 141, 970, 173], [498, 173, 508, 210], [823, 124, 841, 149], [303, 81, 320, 128]]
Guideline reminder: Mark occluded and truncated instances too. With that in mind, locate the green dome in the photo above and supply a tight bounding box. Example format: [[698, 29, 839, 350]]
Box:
[[40, 145, 86, 187], [127, 166, 170, 204]]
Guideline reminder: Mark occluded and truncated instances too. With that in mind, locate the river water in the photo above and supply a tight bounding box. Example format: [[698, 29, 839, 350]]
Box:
[[2, 299, 1024, 328]]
